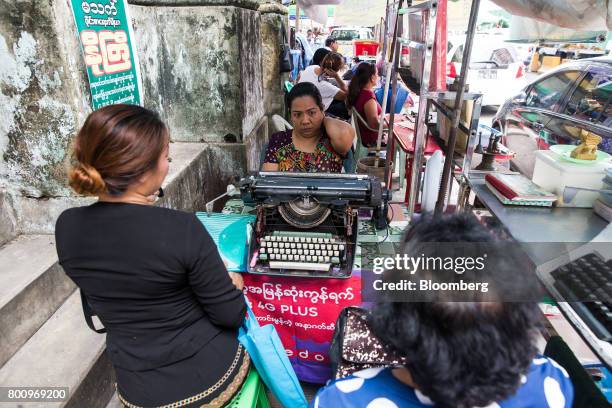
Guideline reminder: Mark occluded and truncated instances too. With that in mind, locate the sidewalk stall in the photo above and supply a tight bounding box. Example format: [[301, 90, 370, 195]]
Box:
[[211, 0, 612, 400]]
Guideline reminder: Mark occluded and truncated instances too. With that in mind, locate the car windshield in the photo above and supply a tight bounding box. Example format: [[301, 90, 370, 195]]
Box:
[[330, 30, 360, 41]]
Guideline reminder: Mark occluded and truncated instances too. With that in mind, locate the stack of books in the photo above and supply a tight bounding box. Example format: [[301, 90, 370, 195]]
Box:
[[485, 173, 557, 207]]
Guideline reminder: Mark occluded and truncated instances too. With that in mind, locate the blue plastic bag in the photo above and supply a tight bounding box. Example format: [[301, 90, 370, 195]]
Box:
[[375, 83, 411, 114], [238, 298, 307, 408]]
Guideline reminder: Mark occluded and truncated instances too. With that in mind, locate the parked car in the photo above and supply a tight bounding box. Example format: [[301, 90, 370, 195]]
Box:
[[329, 26, 374, 61], [446, 36, 527, 106], [492, 57, 612, 177]]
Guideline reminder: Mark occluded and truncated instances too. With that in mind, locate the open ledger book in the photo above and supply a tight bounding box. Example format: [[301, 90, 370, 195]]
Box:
[[485, 173, 557, 207]]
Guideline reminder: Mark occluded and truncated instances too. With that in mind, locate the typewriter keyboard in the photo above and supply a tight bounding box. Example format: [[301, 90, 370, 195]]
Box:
[[552, 253, 612, 342], [258, 231, 347, 272]]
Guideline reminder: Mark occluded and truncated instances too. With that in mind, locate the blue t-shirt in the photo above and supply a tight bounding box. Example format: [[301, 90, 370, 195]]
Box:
[[311, 356, 573, 408]]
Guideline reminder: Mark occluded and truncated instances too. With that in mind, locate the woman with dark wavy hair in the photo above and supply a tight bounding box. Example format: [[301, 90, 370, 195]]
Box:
[[264, 82, 354, 173], [55, 104, 248, 407], [346, 62, 386, 147], [312, 213, 574, 408]]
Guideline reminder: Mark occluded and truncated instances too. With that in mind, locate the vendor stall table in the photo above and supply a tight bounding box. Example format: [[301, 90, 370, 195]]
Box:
[[460, 173, 612, 370], [197, 199, 410, 384], [462, 174, 608, 265]]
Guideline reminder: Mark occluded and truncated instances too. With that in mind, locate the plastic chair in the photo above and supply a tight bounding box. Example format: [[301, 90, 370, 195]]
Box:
[[351, 109, 382, 172], [283, 82, 294, 119], [270, 114, 293, 134], [350, 108, 378, 166], [227, 368, 271, 408]]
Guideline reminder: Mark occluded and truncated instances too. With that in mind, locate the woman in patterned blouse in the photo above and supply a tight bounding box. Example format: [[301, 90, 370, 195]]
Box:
[[263, 83, 355, 173]]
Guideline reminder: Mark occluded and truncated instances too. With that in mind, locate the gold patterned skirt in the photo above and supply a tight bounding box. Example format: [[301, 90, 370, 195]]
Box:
[[115, 338, 250, 408]]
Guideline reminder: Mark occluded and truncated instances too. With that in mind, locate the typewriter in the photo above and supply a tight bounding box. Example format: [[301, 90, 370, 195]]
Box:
[[537, 224, 612, 368], [240, 172, 391, 278]]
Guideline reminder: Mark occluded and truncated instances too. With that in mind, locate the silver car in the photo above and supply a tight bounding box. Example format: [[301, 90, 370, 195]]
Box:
[[492, 57, 612, 177]]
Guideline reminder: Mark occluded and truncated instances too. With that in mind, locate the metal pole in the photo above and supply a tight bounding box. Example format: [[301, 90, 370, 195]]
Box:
[[384, 24, 402, 185], [375, 64, 392, 167], [375, 0, 403, 168], [381, 0, 391, 66], [296, 3, 300, 34], [434, 0, 480, 215]]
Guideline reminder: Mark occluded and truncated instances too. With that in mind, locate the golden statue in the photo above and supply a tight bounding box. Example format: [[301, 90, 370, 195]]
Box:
[[570, 130, 601, 160]]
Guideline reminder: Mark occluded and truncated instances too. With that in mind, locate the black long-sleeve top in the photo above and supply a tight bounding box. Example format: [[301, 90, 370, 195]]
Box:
[[55, 202, 246, 371]]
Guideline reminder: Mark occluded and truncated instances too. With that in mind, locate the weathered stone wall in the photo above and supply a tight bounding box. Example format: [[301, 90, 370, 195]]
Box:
[[241, 1, 287, 172], [0, 1, 91, 198], [239, 8, 265, 138], [129, 2, 265, 142], [0, 0, 280, 246], [259, 2, 288, 119]]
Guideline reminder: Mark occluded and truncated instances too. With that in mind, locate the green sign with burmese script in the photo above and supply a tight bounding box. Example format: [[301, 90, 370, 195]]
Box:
[[70, 0, 143, 109]]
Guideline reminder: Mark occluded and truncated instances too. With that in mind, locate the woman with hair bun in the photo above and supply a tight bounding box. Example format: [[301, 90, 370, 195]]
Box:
[[56, 104, 249, 407]]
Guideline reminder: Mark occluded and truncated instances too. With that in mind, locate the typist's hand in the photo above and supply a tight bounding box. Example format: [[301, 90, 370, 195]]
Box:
[[228, 272, 244, 291], [221, 256, 244, 290]]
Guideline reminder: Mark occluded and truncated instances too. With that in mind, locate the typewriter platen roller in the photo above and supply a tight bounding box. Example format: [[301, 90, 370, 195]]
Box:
[[240, 172, 391, 278]]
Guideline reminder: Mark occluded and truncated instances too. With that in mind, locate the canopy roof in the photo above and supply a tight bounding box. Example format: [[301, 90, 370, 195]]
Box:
[[490, 0, 610, 43]]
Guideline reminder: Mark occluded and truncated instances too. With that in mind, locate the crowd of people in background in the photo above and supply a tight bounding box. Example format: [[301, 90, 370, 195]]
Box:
[[289, 26, 413, 152]]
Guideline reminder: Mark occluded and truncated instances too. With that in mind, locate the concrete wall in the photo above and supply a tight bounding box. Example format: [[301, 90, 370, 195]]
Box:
[[157, 143, 247, 213], [0, 0, 283, 246], [259, 2, 288, 119], [129, 2, 265, 142], [0, 0, 91, 198], [2, 142, 246, 238]]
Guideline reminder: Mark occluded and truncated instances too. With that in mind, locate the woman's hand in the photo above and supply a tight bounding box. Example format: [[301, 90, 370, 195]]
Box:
[[323, 68, 339, 79], [228, 272, 244, 291], [325, 69, 347, 92]]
